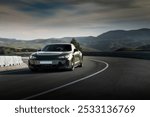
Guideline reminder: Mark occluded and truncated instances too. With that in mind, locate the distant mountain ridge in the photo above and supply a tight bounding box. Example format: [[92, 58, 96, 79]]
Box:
[[94, 28, 150, 51], [0, 28, 150, 51]]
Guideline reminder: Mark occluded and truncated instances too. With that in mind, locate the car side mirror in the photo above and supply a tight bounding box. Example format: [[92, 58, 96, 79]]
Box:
[[74, 49, 78, 53]]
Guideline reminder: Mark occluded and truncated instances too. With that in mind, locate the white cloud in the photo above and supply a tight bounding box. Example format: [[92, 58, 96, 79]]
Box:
[[0, 0, 150, 39]]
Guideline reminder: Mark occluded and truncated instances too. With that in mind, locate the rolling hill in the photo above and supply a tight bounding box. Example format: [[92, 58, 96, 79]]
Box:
[[1, 28, 150, 52]]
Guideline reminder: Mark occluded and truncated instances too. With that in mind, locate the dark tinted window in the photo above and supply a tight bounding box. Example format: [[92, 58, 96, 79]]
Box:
[[42, 44, 72, 51]]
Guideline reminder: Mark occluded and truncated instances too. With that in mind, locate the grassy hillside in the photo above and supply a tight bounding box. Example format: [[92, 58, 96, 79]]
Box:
[[1, 28, 150, 52], [0, 46, 37, 55]]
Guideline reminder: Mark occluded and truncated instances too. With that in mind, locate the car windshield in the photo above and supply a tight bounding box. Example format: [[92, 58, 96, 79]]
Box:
[[42, 44, 72, 52]]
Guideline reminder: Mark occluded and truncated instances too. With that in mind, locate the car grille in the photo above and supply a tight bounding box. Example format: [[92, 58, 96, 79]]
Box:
[[36, 55, 58, 60]]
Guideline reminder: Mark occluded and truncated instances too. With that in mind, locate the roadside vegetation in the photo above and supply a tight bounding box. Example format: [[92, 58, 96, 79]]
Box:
[[70, 38, 82, 51], [0, 46, 37, 56]]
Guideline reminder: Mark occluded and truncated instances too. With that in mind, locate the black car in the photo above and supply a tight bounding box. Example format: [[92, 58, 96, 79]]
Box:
[[28, 43, 83, 71]]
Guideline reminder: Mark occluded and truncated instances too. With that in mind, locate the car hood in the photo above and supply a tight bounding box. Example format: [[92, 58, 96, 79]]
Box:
[[33, 51, 71, 56]]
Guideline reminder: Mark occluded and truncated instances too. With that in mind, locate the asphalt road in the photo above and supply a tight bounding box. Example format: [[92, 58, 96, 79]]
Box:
[[0, 56, 150, 100]]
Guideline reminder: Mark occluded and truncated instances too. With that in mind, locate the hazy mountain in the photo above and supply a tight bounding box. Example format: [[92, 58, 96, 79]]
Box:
[[1, 28, 150, 51], [136, 44, 150, 51], [95, 28, 150, 51], [0, 38, 65, 49], [59, 28, 150, 51]]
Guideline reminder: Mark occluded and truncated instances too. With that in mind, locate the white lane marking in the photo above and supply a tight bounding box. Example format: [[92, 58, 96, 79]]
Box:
[[22, 59, 109, 100]]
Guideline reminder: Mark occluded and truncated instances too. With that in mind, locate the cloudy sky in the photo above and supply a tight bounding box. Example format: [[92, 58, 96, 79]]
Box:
[[0, 0, 150, 40]]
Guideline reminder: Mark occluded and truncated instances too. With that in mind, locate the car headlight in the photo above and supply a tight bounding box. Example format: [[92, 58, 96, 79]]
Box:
[[29, 55, 37, 59], [58, 54, 70, 59]]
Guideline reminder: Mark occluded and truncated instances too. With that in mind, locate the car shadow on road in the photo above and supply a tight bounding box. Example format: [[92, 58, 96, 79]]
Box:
[[0, 68, 71, 75]]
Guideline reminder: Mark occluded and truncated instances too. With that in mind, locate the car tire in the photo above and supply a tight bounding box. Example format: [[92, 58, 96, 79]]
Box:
[[78, 61, 83, 67], [29, 67, 38, 72], [69, 59, 75, 71], [78, 57, 83, 67]]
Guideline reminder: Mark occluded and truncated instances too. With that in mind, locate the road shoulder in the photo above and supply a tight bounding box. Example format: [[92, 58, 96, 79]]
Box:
[[0, 63, 28, 73]]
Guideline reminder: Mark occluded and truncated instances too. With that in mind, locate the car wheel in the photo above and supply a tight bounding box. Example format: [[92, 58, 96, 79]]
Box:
[[78, 57, 83, 67], [29, 67, 38, 72], [69, 59, 75, 71], [78, 61, 83, 67]]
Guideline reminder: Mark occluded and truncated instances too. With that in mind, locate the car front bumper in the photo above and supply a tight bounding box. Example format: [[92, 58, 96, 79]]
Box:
[[28, 59, 72, 70]]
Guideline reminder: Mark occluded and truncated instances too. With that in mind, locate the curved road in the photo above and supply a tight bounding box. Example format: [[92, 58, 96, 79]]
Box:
[[0, 56, 150, 100]]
